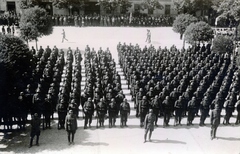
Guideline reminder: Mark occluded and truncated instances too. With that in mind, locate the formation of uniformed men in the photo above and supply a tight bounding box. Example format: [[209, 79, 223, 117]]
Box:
[[117, 41, 239, 131], [82, 46, 130, 128], [51, 14, 174, 27]]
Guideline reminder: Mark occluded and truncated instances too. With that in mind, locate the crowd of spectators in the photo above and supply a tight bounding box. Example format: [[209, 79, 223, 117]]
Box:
[[0, 11, 19, 26], [52, 14, 174, 27]]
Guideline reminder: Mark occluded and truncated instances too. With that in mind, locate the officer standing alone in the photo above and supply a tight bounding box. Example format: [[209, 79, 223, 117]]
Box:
[[144, 109, 156, 143]]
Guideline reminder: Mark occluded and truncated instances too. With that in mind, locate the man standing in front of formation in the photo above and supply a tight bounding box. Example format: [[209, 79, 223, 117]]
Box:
[[29, 113, 41, 148], [145, 29, 151, 43], [144, 109, 156, 143], [83, 98, 95, 129], [210, 103, 221, 140], [65, 110, 78, 145]]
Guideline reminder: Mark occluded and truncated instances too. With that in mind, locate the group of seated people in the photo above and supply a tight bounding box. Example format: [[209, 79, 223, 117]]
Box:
[[215, 27, 236, 37], [52, 14, 174, 27]]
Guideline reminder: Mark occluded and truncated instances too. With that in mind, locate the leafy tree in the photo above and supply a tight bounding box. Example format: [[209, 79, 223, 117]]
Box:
[[119, 0, 132, 14], [0, 34, 33, 113], [140, 0, 164, 14], [19, 6, 53, 50], [172, 14, 198, 39], [19, 0, 42, 9], [52, 0, 85, 15], [184, 21, 214, 45], [173, 0, 212, 16], [216, 0, 240, 40], [212, 35, 234, 54]]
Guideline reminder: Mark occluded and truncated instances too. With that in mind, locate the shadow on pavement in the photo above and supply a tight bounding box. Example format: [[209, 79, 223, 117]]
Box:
[[150, 139, 186, 144], [217, 137, 240, 141], [0, 122, 94, 153], [80, 142, 109, 146]]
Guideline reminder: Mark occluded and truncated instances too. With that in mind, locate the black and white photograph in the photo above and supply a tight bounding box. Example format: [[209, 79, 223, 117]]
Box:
[[0, 0, 240, 154]]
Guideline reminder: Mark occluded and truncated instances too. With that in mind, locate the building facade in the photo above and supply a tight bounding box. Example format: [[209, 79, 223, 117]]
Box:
[[0, 0, 177, 16]]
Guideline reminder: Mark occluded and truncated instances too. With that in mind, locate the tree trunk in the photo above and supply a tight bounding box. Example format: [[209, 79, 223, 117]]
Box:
[[235, 20, 240, 41], [35, 39, 38, 51]]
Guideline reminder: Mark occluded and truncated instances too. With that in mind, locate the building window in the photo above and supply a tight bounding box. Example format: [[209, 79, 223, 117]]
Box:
[[165, 5, 170, 15]]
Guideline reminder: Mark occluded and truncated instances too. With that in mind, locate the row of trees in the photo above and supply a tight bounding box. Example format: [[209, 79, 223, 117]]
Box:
[[19, 0, 165, 15]]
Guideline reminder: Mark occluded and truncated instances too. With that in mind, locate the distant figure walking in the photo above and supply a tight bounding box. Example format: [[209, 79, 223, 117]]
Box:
[[144, 109, 156, 143], [145, 29, 151, 43], [62, 29, 68, 43]]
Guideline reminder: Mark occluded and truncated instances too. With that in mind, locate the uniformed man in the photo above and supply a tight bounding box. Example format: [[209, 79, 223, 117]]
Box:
[[210, 103, 221, 140], [199, 96, 210, 126], [187, 97, 197, 126], [83, 98, 95, 129], [139, 96, 149, 127], [96, 98, 107, 128], [174, 96, 184, 126], [144, 109, 156, 143], [223, 96, 235, 125], [162, 96, 172, 127], [120, 98, 130, 127], [151, 95, 161, 126], [108, 98, 118, 128], [56, 101, 67, 129]]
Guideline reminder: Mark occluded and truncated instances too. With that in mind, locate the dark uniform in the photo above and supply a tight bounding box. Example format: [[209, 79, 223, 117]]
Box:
[[83, 98, 95, 129], [162, 96, 172, 127], [139, 96, 149, 127], [150, 95, 161, 126], [144, 109, 156, 143], [174, 96, 184, 126], [223, 98, 235, 125], [187, 97, 197, 126], [108, 98, 118, 128], [199, 96, 210, 126], [29, 113, 41, 148], [96, 98, 107, 128], [56, 101, 67, 129], [210, 103, 221, 140], [120, 99, 130, 127]]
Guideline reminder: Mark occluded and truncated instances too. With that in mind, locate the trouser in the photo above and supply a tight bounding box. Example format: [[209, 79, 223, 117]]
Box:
[[58, 112, 66, 129], [187, 109, 195, 124], [224, 109, 233, 124], [144, 128, 153, 141], [164, 111, 171, 126], [67, 130, 76, 143], [140, 110, 148, 124], [98, 112, 105, 126], [120, 112, 128, 126], [200, 109, 209, 125], [211, 124, 219, 138], [109, 111, 117, 127], [236, 111, 240, 124], [84, 113, 93, 127], [153, 109, 159, 124], [175, 109, 183, 124], [30, 131, 40, 146]]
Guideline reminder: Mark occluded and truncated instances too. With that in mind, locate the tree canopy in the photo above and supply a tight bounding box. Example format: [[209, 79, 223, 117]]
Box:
[[19, 0, 42, 9], [96, 0, 132, 15], [140, 0, 164, 12], [172, 14, 198, 39], [184, 21, 214, 45], [19, 6, 53, 48], [212, 35, 234, 54], [52, 0, 85, 9]]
